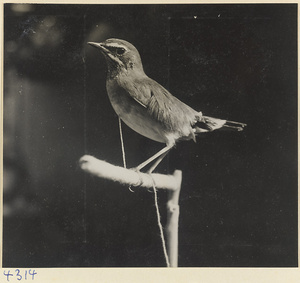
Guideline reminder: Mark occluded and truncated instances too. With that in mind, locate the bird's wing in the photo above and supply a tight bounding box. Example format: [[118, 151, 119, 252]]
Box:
[[127, 77, 197, 131], [126, 78, 154, 108], [132, 96, 147, 108]]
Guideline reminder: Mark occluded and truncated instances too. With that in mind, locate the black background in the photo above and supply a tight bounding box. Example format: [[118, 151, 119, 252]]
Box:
[[3, 4, 298, 267]]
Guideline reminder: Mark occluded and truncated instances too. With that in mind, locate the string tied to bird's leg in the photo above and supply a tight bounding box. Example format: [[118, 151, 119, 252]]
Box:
[[118, 117, 170, 267], [148, 173, 170, 267], [118, 117, 137, 192]]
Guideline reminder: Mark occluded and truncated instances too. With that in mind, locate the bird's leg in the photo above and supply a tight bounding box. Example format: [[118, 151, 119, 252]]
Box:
[[147, 151, 170, 174], [135, 144, 173, 172]]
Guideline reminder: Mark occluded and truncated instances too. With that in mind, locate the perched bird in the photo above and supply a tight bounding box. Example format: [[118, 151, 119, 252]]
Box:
[[88, 38, 246, 173]]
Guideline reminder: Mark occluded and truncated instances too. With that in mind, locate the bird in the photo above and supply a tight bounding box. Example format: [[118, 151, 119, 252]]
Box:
[[88, 38, 246, 173]]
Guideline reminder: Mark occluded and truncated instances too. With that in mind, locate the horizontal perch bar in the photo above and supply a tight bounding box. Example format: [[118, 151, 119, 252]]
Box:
[[79, 155, 181, 191]]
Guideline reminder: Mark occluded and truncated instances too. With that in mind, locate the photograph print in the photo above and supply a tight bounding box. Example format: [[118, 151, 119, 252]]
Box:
[[2, 3, 298, 268]]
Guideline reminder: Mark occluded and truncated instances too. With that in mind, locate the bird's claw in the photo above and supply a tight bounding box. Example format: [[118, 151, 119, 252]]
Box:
[[129, 167, 143, 188], [129, 167, 154, 192]]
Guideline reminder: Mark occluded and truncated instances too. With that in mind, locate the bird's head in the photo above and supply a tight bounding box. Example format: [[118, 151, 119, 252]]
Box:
[[88, 38, 144, 75]]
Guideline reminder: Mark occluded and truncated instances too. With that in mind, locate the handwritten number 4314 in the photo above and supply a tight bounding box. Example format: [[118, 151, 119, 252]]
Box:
[[3, 269, 37, 281]]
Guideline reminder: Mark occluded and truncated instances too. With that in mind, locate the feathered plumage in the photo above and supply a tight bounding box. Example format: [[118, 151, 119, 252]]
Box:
[[88, 38, 246, 172]]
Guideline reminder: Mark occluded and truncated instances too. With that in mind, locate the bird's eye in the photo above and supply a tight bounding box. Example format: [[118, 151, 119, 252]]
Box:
[[116, 47, 125, 55]]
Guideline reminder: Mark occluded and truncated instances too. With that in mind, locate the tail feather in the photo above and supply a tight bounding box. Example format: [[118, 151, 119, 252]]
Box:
[[194, 115, 246, 133], [222, 120, 247, 131]]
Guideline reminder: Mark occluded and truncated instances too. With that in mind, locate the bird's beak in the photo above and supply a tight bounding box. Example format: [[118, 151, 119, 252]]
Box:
[[88, 42, 104, 49], [88, 41, 123, 65], [88, 42, 111, 57]]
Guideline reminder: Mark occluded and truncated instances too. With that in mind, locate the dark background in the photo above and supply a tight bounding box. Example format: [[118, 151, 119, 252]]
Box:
[[3, 4, 298, 267]]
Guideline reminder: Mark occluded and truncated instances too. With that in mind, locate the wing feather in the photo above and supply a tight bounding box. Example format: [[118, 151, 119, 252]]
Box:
[[123, 76, 198, 132]]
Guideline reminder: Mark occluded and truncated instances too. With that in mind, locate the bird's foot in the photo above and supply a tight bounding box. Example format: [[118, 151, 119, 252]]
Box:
[[129, 167, 144, 189], [129, 167, 154, 193]]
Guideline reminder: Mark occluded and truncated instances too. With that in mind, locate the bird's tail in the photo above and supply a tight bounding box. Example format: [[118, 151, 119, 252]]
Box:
[[194, 115, 246, 133], [221, 119, 247, 131]]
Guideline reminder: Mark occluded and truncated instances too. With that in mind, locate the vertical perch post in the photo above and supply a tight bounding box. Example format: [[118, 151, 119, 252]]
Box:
[[166, 170, 182, 267]]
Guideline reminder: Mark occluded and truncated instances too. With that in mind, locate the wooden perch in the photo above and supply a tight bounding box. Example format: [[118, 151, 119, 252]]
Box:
[[79, 155, 181, 191], [79, 154, 182, 267]]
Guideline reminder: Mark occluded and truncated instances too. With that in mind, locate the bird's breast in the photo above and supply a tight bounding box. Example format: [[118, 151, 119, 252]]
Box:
[[106, 78, 169, 143]]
